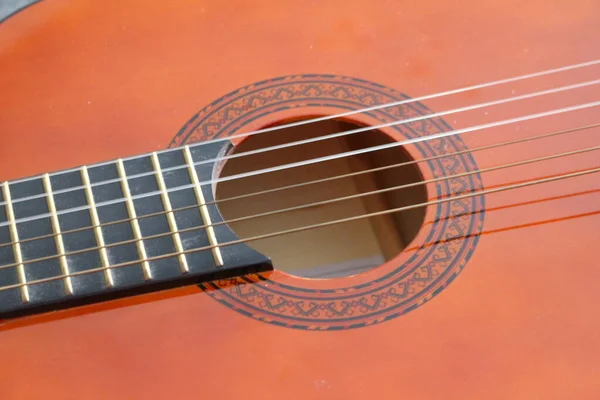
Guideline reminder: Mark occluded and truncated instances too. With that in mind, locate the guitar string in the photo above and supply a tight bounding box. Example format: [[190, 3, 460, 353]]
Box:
[[0, 87, 599, 229], [6, 58, 600, 187], [1, 164, 598, 292], [1, 78, 598, 210], [0, 136, 598, 272], [0, 122, 596, 251]]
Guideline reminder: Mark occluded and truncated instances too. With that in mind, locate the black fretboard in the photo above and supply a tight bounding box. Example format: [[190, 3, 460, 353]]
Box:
[[0, 140, 272, 319]]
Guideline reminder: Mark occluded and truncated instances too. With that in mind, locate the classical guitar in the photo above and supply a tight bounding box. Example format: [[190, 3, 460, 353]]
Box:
[[1, 1, 599, 398]]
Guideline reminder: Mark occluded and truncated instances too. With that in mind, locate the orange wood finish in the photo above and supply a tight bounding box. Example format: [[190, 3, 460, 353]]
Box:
[[1, 0, 600, 399]]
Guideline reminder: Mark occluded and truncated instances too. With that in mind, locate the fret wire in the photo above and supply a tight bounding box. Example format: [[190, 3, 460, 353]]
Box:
[[1, 164, 598, 293], [42, 174, 74, 295], [0, 139, 598, 273], [150, 153, 189, 273], [1, 182, 30, 302], [81, 166, 115, 287], [116, 159, 152, 280], [183, 145, 224, 267], [0, 121, 597, 254]]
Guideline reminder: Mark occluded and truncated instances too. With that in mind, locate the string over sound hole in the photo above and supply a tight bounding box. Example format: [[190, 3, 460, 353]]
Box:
[[215, 118, 427, 279]]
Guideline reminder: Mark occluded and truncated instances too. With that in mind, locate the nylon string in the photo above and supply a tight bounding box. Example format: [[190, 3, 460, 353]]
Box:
[[0, 77, 598, 212], [0, 60, 598, 290], [0, 86, 599, 229], [6, 57, 600, 186], [0, 122, 598, 251], [1, 162, 598, 292], [0, 122, 598, 275]]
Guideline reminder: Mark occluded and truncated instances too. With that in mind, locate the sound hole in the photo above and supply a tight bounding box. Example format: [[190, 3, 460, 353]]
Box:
[[215, 118, 427, 279]]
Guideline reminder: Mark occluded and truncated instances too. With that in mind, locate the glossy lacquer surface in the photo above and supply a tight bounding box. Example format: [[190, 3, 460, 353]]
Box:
[[1, 1, 599, 399]]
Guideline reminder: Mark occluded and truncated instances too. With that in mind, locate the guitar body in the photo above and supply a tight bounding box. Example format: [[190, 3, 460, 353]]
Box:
[[1, 1, 599, 398]]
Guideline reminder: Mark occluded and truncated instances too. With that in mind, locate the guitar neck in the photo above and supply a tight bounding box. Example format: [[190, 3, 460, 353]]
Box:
[[0, 139, 272, 319]]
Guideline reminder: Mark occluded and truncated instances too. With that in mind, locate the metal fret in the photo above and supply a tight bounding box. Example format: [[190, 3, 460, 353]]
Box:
[[116, 159, 152, 280], [80, 166, 115, 287], [151, 153, 189, 273], [1, 182, 30, 302], [0, 140, 273, 320], [42, 174, 74, 295], [183, 146, 224, 266]]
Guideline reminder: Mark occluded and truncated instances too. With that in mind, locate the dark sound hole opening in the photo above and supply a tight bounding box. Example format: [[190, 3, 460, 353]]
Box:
[[215, 117, 427, 279]]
